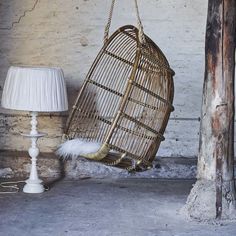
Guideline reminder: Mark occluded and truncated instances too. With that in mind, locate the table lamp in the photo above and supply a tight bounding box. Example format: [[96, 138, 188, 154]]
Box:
[[1, 66, 68, 193]]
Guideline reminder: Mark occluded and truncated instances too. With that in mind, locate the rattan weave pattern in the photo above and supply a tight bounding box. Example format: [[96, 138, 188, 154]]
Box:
[[64, 25, 174, 172]]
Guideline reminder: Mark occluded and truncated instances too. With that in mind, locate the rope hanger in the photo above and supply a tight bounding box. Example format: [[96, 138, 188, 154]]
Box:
[[104, 0, 146, 44]]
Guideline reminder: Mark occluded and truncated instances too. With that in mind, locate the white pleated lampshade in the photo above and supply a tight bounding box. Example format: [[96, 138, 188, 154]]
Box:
[[1, 66, 68, 112]]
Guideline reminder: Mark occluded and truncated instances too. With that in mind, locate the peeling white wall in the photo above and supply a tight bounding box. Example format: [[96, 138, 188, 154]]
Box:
[[0, 0, 208, 157]]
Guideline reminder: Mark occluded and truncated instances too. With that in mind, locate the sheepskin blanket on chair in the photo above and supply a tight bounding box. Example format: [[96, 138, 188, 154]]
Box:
[[56, 138, 102, 160]]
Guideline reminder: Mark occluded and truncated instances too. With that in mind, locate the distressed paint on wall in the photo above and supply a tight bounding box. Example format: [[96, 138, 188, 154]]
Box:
[[0, 0, 208, 157]]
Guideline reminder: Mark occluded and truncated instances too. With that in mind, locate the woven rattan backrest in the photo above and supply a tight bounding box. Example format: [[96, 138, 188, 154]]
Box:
[[65, 25, 174, 171]]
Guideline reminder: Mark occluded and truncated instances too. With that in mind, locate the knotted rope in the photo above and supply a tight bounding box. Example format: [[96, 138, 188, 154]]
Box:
[[104, 0, 145, 44]]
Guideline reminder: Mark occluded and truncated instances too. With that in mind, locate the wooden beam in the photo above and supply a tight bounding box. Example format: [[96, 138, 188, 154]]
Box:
[[185, 0, 236, 220]]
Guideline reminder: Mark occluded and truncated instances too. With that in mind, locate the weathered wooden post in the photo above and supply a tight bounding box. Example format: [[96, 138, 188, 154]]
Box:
[[185, 0, 236, 220]]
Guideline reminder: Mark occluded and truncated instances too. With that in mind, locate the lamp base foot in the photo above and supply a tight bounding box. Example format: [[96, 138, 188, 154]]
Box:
[[23, 179, 44, 193]]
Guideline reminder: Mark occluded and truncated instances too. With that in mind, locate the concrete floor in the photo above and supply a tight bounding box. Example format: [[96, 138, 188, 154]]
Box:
[[0, 178, 236, 236]]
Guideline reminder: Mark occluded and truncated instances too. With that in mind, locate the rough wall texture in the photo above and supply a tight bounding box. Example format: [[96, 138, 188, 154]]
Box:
[[0, 151, 198, 179], [0, 0, 208, 158]]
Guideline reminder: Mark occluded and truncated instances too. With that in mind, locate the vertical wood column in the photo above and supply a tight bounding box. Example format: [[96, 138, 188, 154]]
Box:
[[185, 0, 236, 220]]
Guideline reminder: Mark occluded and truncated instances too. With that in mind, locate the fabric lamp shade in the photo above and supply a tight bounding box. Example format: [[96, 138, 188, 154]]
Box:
[[1, 66, 68, 112]]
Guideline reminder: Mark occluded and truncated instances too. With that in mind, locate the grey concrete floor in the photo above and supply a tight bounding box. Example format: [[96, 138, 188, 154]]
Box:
[[0, 178, 236, 236]]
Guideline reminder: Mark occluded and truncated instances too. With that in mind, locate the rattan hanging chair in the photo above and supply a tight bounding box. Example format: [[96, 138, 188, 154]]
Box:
[[61, 0, 174, 172]]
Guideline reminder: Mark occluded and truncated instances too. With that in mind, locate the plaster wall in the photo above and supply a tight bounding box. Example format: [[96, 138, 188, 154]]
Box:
[[0, 0, 208, 157]]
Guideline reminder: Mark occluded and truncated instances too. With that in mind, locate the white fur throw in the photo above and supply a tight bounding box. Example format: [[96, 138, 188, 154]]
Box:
[[56, 138, 101, 160]]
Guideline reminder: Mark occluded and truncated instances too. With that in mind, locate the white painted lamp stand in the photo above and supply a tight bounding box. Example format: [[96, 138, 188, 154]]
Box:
[[21, 112, 46, 193]]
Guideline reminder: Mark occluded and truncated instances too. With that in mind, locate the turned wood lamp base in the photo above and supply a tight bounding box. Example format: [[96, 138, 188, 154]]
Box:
[[21, 112, 47, 194]]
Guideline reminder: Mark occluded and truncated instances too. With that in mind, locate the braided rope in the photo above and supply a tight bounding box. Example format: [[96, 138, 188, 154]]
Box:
[[104, 0, 116, 44], [134, 0, 146, 44], [104, 0, 145, 44]]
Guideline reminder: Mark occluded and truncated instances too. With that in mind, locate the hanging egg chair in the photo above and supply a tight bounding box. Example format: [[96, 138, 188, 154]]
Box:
[[58, 0, 175, 172]]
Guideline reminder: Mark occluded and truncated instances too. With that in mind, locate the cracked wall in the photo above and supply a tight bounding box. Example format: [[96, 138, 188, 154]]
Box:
[[0, 0, 208, 157]]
